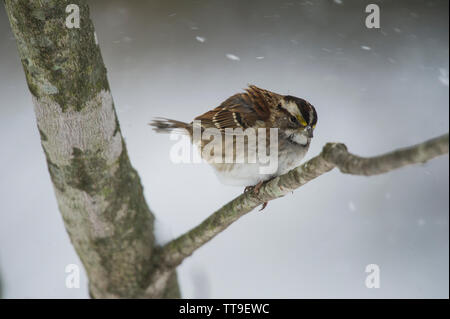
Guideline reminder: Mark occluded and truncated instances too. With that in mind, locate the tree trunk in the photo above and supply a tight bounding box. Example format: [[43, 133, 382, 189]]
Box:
[[4, 0, 179, 298]]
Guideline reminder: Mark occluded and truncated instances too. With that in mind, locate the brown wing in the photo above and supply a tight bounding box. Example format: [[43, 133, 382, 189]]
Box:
[[194, 85, 281, 131]]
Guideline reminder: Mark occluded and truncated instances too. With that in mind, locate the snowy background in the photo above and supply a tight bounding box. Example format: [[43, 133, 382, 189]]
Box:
[[0, 0, 448, 298]]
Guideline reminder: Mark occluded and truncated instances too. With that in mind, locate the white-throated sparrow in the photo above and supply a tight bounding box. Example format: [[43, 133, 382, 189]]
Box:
[[150, 85, 317, 198]]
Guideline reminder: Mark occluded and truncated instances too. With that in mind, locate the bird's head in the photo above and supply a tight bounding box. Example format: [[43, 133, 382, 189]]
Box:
[[272, 95, 317, 145]]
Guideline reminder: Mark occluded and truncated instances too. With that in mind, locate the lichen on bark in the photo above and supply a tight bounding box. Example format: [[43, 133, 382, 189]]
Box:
[[5, 0, 180, 298], [5, 0, 109, 112]]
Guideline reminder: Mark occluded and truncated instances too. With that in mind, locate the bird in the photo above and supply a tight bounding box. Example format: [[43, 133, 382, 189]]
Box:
[[150, 85, 317, 209]]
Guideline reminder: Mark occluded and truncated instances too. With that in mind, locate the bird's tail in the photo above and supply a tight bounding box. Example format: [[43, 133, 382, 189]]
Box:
[[149, 117, 193, 135]]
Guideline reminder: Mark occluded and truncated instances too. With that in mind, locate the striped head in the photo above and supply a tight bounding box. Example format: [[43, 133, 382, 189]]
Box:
[[274, 95, 317, 145]]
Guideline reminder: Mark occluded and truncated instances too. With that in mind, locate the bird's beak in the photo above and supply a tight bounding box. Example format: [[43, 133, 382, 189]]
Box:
[[305, 125, 313, 138]]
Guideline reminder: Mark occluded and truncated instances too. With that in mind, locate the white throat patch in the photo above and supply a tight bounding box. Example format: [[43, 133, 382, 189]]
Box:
[[291, 133, 308, 146]]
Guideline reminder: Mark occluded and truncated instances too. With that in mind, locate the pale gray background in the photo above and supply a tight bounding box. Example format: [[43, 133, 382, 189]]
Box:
[[0, 0, 448, 298]]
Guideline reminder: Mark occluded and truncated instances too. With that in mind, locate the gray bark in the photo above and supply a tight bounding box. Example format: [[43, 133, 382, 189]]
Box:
[[4, 0, 179, 298]]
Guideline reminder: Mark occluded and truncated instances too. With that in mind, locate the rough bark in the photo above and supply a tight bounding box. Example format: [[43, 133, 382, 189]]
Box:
[[4, 0, 179, 298], [158, 134, 449, 269], [5, 0, 449, 300]]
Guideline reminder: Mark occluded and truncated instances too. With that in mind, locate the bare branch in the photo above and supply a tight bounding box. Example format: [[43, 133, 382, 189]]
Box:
[[158, 133, 449, 269], [324, 134, 449, 175]]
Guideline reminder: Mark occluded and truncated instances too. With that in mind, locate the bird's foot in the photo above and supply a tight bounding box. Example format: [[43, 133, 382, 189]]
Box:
[[244, 181, 264, 194], [244, 185, 254, 193], [244, 181, 267, 211]]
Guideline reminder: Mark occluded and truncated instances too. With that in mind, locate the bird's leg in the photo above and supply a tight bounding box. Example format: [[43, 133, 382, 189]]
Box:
[[244, 181, 268, 211], [244, 181, 264, 194], [253, 181, 264, 194]]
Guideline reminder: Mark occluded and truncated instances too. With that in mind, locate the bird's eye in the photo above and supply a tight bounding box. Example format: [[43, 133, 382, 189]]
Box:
[[289, 116, 297, 124]]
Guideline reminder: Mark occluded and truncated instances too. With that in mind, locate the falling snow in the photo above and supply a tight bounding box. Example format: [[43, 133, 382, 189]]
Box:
[[226, 54, 240, 61], [195, 36, 206, 43], [361, 45, 371, 51]]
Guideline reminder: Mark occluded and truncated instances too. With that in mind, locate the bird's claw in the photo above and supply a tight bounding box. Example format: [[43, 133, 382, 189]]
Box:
[[259, 202, 268, 211], [244, 181, 268, 211]]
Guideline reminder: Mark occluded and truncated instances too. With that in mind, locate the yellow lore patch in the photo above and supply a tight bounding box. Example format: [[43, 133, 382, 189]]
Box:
[[297, 115, 307, 126]]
